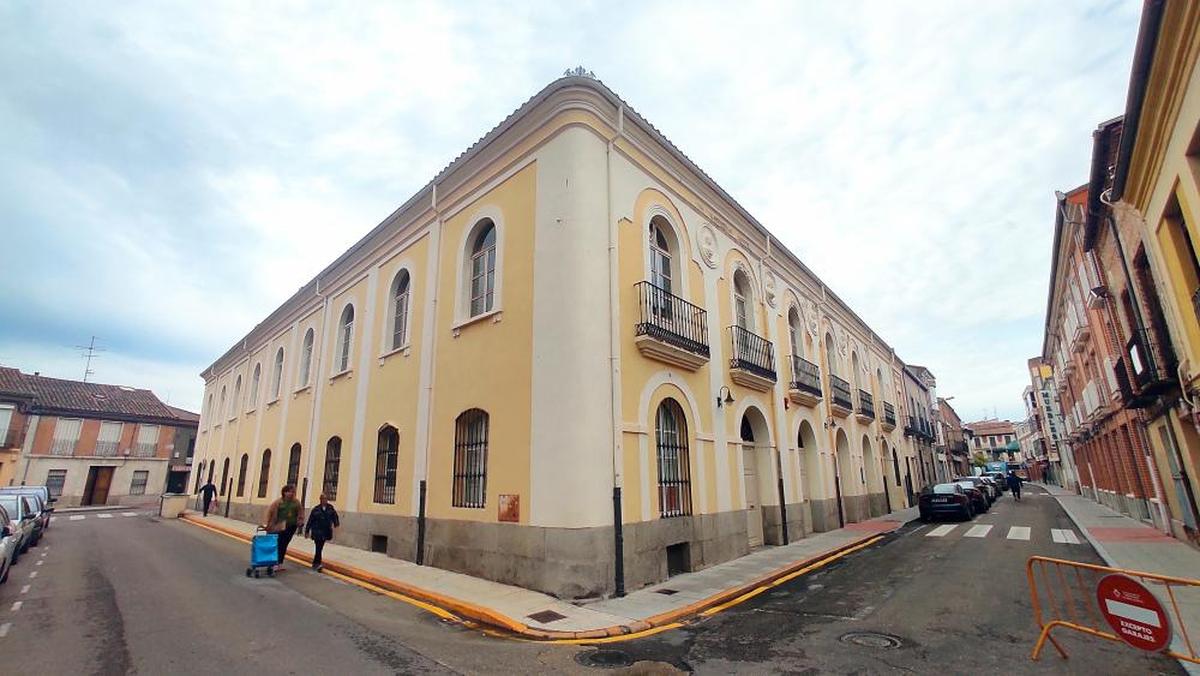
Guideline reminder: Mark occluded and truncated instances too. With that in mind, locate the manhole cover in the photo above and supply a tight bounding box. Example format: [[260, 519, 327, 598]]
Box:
[[655, 588, 679, 595], [576, 649, 633, 669], [839, 631, 903, 649]]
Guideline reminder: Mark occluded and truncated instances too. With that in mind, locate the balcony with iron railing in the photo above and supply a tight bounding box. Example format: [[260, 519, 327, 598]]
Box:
[[829, 374, 853, 417], [788, 355, 823, 407], [855, 389, 875, 423], [904, 415, 920, 439], [95, 440, 120, 457], [634, 281, 711, 371], [881, 402, 897, 430], [728, 325, 776, 391], [134, 441, 158, 458]]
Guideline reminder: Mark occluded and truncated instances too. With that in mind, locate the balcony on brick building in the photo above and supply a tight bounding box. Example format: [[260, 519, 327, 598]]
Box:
[[1126, 327, 1177, 401]]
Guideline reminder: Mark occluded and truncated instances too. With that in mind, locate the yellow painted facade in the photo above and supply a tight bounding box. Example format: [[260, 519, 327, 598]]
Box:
[[195, 76, 929, 596]]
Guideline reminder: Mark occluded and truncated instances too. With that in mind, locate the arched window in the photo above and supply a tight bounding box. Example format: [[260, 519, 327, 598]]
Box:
[[892, 449, 901, 486], [236, 453, 249, 497], [257, 449, 272, 498], [220, 457, 230, 495], [206, 393, 213, 422], [851, 352, 862, 391], [390, 271, 411, 350], [249, 363, 261, 407], [374, 426, 398, 504], [468, 220, 497, 317], [271, 348, 285, 400], [656, 398, 692, 518], [788, 307, 803, 356], [299, 328, 314, 387], [337, 304, 354, 372], [207, 459, 214, 484], [452, 409, 488, 508], [824, 332, 837, 377], [648, 217, 674, 293], [323, 436, 342, 500], [231, 375, 242, 418], [733, 269, 753, 331], [194, 465, 204, 493], [218, 386, 227, 423], [287, 443, 302, 487]]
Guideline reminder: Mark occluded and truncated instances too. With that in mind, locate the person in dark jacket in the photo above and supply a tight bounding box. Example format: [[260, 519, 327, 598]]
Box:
[[198, 480, 218, 517], [304, 493, 340, 571], [1006, 471, 1023, 501], [264, 484, 302, 571]]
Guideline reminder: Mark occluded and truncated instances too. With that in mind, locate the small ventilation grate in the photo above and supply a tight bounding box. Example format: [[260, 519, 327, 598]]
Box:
[[527, 609, 568, 624], [654, 588, 679, 595]]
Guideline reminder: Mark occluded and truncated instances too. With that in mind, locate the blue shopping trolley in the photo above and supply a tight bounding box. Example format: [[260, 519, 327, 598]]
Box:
[[247, 526, 278, 578]]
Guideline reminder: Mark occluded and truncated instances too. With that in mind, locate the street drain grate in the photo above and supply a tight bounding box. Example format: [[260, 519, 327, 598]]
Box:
[[575, 649, 633, 669], [839, 631, 903, 649], [655, 588, 679, 595], [527, 609, 567, 623]]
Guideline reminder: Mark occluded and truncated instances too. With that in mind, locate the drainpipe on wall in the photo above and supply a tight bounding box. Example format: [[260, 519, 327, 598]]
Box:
[[415, 183, 445, 566], [304, 279, 328, 507], [607, 107, 626, 596]]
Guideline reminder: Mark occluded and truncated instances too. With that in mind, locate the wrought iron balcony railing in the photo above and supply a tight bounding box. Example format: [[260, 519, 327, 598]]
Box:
[[1126, 327, 1177, 395], [882, 402, 896, 427], [728, 325, 776, 381], [789, 355, 822, 398], [856, 389, 875, 419], [635, 281, 710, 358], [829, 374, 853, 411]]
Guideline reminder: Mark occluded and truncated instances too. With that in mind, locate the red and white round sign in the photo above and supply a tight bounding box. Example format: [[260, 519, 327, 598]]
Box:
[[1096, 574, 1172, 652]]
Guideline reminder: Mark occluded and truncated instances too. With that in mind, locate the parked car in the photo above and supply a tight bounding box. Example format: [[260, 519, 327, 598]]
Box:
[[0, 505, 16, 583], [1, 487, 53, 533], [955, 476, 996, 504], [983, 471, 1008, 492], [0, 495, 36, 558], [20, 494, 46, 546], [978, 476, 1002, 500], [919, 483, 975, 522], [954, 480, 989, 514]]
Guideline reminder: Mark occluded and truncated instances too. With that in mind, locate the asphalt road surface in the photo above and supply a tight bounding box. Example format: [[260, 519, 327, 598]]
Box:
[[0, 487, 1186, 675]]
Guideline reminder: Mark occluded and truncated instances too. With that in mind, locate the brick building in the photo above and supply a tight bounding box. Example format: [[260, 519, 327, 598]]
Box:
[[0, 367, 199, 506]]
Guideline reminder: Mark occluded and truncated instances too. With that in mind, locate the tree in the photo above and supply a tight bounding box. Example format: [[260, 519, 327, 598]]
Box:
[[971, 452, 989, 468]]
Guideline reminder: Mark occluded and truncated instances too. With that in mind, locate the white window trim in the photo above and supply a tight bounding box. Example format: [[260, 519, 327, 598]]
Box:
[[641, 205, 692, 299], [381, 264, 415, 360], [296, 327, 315, 391], [270, 347, 286, 402], [247, 362, 262, 413], [230, 374, 242, 421], [453, 206, 505, 327], [333, 302, 356, 377], [729, 260, 757, 333]]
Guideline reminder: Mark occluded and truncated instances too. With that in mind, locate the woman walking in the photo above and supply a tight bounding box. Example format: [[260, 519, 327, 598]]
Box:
[[304, 493, 340, 571], [264, 484, 302, 571]]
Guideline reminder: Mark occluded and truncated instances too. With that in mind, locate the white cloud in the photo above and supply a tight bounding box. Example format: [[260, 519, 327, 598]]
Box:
[[0, 0, 1142, 419]]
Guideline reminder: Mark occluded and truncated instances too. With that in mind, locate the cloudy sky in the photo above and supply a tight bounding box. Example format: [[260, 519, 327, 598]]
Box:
[[0, 1, 1140, 420]]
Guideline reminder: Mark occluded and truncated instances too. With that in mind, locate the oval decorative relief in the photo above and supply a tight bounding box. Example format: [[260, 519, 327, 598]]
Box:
[[698, 224, 718, 269], [763, 271, 778, 308]]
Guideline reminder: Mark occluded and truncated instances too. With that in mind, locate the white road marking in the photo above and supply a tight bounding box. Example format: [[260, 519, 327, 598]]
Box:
[[68, 515, 85, 521], [926, 525, 956, 537], [10, 601, 21, 612], [964, 525, 993, 538], [122, 512, 137, 517], [98, 514, 113, 519], [34, 560, 42, 567], [0, 622, 10, 638], [28, 571, 37, 579], [19, 586, 29, 595], [1007, 526, 1031, 541], [49, 517, 56, 524], [39, 551, 46, 558], [1051, 528, 1081, 544]]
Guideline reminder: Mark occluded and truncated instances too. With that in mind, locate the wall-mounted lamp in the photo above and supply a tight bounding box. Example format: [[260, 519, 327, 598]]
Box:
[[716, 386, 734, 408]]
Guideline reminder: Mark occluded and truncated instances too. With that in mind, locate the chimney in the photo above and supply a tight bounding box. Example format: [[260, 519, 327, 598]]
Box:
[[33, 371, 39, 376]]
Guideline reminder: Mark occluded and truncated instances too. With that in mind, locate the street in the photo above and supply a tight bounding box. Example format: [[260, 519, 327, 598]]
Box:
[[0, 486, 1185, 675]]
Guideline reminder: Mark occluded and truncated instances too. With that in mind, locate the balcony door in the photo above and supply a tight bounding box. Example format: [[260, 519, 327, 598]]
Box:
[[649, 220, 674, 323]]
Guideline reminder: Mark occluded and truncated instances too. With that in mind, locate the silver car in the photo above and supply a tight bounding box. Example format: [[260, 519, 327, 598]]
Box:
[[0, 494, 36, 560], [0, 505, 17, 583]]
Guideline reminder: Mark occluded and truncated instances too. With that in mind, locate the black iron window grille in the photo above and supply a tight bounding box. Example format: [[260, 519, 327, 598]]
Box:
[[236, 454, 248, 497], [453, 409, 488, 508], [883, 402, 896, 427], [287, 443, 302, 487], [729, 325, 776, 380], [829, 374, 853, 410], [656, 399, 693, 518], [324, 436, 342, 500], [857, 390, 875, 419], [635, 281, 710, 357], [790, 355, 822, 397], [374, 428, 398, 504], [257, 450, 271, 498]]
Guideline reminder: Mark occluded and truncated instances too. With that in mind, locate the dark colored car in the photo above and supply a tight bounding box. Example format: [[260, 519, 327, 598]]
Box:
[[919, 483, 975, 521], [984, 471, 1008, 492], [954, 480, 989, 514], [955, 476, 996, 504]]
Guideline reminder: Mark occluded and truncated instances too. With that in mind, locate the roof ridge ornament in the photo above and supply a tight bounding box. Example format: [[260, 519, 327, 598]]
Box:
[[563, 66, 596, 79]]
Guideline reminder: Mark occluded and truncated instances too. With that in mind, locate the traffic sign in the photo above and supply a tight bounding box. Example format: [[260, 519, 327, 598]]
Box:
[[1096, 574, 1172, 652]]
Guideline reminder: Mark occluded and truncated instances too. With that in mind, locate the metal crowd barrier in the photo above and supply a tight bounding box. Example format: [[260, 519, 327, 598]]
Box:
[[1027, 555, 1199, 664]]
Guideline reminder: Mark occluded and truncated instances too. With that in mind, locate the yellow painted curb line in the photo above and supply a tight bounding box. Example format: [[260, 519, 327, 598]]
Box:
[[178, 512, 892, 644]]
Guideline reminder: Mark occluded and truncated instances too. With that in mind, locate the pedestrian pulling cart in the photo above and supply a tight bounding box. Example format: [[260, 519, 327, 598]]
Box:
[[246, 526, 278, 578]]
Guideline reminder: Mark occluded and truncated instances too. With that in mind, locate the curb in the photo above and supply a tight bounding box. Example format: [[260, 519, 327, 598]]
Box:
[[1040, 488, 1120, 568], [178, 512, 898, 642]]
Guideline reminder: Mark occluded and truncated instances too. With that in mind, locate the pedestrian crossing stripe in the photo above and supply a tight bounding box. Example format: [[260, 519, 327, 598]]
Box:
[[1051, 528, 1081, 544], [1007, 526, 1031, 540], [926, 525, 956, 537], [964, 525, 993, 538]]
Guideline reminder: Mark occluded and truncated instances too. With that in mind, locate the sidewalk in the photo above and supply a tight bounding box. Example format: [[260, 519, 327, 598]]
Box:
[[1036, 482, 1200, 671], [179, 506, 917, 641]]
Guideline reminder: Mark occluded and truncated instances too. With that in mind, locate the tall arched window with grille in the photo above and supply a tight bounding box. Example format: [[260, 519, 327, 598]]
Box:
[[323, 436, 342, 500], [236, 453, 249, 497], [452, 410, 488, 508], [257, 449, 272, 498], [390, 271, 411, 350], [337, 305, 355, 372], [220, 457, 230, 496], [655, 398, 692, 518], [287, 443, 302, 487], [374, 427, 398, 503], [207, 459, 214, 484]]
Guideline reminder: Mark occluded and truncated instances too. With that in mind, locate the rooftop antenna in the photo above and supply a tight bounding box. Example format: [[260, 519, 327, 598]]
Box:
[[75, 336, 105, 383]]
